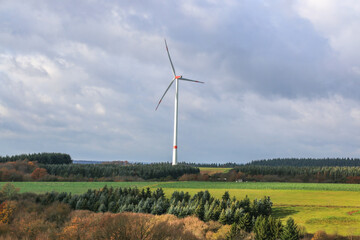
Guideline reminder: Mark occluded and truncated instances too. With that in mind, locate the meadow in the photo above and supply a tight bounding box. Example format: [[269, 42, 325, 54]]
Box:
[[198, 167, 232, 175], [1, 181, 360, 236]]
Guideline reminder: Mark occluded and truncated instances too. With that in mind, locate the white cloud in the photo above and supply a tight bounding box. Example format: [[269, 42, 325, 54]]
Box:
[[94, 103, 106, 115], [295, 0, 360, 72], [0, 104, 9, 117]]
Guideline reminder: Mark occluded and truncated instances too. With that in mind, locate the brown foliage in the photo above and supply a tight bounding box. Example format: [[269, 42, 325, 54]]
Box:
[[0, 160, 37, 181], [0, 199, 229, 240], [59, 211, 201, 240], [31, 168, 48, 180], [0, 201, 16, 224], [179, 173, 209, 181], [43, 202, 71, 226], [346, 176, 360, 184]]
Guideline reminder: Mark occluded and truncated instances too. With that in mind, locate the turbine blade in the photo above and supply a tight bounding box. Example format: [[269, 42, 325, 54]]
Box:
[[165, 39, 176, 77], [155, 79, 175, 111], [180, 77, 204, 84]]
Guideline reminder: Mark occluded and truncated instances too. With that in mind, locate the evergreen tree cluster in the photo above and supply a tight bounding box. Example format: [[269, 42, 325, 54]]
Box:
[[0, 153, 72, 164], [248, 158, 360, 167], [169, 191, 271, 224], [42, 163, 199, 180], [235, 165, 360, 182], [36, 187, 272, 225], [228, 216, 300, 240]]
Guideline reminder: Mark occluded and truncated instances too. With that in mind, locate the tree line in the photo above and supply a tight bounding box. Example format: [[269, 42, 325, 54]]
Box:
[[235, 165, 360, 183], [42, 163, 199, 180], [248, 158, 360, 167], [0, 160, 200, 181], [0, 153, 72, 164]]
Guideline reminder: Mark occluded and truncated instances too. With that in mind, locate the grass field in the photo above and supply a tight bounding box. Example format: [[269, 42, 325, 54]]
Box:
[[199, 167, 231, 175], [1, 181, 360, 235]]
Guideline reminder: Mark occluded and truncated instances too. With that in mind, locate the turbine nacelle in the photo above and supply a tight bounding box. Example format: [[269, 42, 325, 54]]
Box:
[[175, 75, 182, 79]]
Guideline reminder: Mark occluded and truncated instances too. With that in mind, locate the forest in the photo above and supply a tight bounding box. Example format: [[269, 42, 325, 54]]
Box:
[[247, 158, 360, 167], [42, 163, 199, 180], [0, 153, 72, 164], [0, 159, 200, 182], [234, 165, 360, 183]]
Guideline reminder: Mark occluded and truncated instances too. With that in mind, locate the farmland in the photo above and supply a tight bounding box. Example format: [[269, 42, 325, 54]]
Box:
[[199, 167, 231, 175], [1, 181, 360, 235]]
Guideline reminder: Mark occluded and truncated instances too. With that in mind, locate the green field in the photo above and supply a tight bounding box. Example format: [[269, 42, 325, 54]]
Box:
[[1, 181, 360, 236], [199, 167, 231, 175]]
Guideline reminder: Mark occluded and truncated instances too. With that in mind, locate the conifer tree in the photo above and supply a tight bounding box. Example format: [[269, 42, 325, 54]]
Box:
[[98, 203, 106, 212], [226, 223, 246, 240], [219, 209, 227, 224], [222, 191, 230, 201], [254, 215, 272, 240], [280, 218, 299, 240], [203, 201, 212, 221], [108, 201, 116, 213], [269, 216, 283, 239], [238, 213, 252, 232], [224, 208, 233, 224], [212, 204, 222, 221], [233, 208, 243, 223], [195, 203, 205, 221], [75, 199, 84, 210]]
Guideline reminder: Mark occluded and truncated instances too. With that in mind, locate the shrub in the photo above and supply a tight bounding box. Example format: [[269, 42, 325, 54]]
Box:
[[0, 183, 19, 200]]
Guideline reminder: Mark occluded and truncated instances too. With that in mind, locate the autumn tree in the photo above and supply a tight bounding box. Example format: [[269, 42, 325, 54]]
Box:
[[31, 168, 48, 180]]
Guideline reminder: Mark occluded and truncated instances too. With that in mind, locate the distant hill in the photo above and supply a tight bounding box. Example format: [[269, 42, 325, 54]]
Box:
[[247, 158, 360, 167]]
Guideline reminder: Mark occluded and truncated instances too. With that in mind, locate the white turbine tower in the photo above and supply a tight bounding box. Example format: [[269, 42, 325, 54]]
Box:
[[156, 39, 204, 166]]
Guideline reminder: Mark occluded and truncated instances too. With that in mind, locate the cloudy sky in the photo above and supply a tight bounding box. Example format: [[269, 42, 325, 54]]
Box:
[[1, 0, 360, 163]]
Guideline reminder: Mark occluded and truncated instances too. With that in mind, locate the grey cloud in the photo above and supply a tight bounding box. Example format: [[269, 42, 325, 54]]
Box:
[[1, 0, 360, 163]]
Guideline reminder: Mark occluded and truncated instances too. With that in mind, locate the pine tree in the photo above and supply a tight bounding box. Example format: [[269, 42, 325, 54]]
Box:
[[98, 203, 107, 213], [238, 213, 252, 232], [151, 199, 164, 215], [253, 215, 272, 240], [280, 218, 299, 240], [75, 199, 84, 210], [269, 216, 283, 239], [203, 201, 212, 221], [222, 191, 230, 202], [167, 205, 175, 215], [224, 208, 234, 224], [227, 223, 240, 240], [108, 201, 116, 213], [233, 208, 243, 223], [219, 209, 227, 224], [195, 203, 205, 221]]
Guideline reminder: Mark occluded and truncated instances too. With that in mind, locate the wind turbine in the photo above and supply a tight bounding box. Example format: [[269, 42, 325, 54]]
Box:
[[156, 39, 204, 166]]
